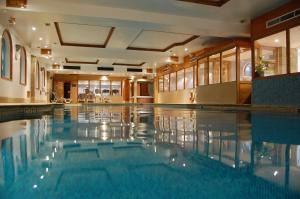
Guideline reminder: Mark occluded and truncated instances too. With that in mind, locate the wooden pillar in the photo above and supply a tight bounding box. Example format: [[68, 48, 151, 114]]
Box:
[[123, 79, 130, 102], [236, 47, 241, 104]]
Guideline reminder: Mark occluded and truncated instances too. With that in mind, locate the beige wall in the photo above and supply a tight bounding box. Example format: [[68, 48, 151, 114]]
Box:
[[0, 25, 48, 103], [196, 82, 237, 104], [0, 26, 31, 103], [156, 81, 237, 104], [157, 88, 193, 104]]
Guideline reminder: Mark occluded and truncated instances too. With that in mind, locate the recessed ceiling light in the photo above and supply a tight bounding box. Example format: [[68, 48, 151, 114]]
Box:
[[39, 37, 43, 41], [32, 26, 36, 31], [173, 53, 176, 56], [274, 39, 279, 43], [184, 48, 188, 52]]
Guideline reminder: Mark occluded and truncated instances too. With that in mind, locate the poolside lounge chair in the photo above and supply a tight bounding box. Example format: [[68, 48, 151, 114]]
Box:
[[78, 94, 86, 103], [51, 91, 72, 104], [87, 93, 95, 103]]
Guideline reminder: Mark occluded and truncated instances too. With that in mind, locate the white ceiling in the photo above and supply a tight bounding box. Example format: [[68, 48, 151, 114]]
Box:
[[0, 0, 289, 76]]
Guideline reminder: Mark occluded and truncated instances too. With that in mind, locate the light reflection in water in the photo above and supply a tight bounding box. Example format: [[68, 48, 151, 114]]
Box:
[[0, 105, 299, 199]]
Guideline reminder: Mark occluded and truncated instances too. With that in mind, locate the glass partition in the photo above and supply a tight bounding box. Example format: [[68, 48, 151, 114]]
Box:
[[209, 53, 220, 84], [198, 58, 208, 86], [78, 80, 89, 95], [89, 80, 100, 95], [290, 25, 300, 73], [254, 31, 287, 77], [177, 69, 184, 90], [221, 48, 236, 82], [111, 81, 121, 96], [240, 48, 252, 81], [185, 67, 193, 89], [101, 81, 110, 96], [164, 74, 169, 92], [170, 72, 176, 91]]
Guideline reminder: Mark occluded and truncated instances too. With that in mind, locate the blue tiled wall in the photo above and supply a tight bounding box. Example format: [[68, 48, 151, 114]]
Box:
[[252, 74, 300, 107]]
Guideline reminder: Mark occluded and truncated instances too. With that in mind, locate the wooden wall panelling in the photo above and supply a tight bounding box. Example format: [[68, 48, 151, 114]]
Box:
[[286, 28, 291, 74], [251, 0, 300, 41], [70, 81, 78, 103], [140, 82, 149, 96], [239, 82, 252, 104], [123, 79, 130, 102]]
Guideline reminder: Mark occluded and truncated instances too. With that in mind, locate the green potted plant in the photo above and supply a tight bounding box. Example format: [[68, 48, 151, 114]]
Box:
[[255, 56, 269, 77]]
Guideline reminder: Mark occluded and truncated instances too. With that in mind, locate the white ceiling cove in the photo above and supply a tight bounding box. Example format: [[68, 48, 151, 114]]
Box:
[[0, 0, 289, 76]]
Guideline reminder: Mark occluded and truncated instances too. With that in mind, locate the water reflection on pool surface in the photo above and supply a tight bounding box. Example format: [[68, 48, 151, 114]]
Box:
[[0, 105, 300, 199]]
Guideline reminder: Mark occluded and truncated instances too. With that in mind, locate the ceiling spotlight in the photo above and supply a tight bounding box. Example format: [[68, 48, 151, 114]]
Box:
[[184, 48, 188, 52], [173, 53, 176, 56], [32, 26, 36, 31], [274, 39, 279, 43], [100, 76, 108, 81], [39, 37, 43, 41]]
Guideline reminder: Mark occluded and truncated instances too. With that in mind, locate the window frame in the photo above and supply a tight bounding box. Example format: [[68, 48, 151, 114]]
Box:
[[252, 24, 300, 79], [19, 47, 27, 85], [1, 29, 13, 80]]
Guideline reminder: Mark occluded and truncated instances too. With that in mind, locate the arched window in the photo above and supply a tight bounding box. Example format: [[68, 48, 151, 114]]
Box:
[[1, 30, 13, 80], [20, 47, 27, 85]]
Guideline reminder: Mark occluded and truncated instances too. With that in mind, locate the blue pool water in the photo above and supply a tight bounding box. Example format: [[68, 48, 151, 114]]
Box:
[[0, 105, 300, 199]]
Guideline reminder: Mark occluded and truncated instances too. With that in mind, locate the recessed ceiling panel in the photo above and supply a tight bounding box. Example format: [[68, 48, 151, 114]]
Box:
[[127, 30, 198, 52], [65, 58, 99, 64]]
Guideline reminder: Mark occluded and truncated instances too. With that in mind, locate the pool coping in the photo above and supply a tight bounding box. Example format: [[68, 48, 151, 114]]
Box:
[[77, 103, 300, 113], [0, 103, 64, 122]]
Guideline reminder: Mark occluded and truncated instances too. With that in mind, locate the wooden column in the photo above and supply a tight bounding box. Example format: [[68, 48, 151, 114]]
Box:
[[123, 79, 130, 102], [236, 47, 241, 104]]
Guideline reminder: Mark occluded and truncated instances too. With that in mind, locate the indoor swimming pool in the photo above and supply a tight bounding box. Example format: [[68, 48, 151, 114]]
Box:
[[0, 105, 300, 199]]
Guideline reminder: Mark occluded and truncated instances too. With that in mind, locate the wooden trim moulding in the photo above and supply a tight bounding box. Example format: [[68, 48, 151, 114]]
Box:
[[127, 35, 199, 52], [177, 0, 230, 7], [112, 62, 146, 67], [54, 22, 115, 48], [65, 58, 99, 65], [6, 0, 27, 8]]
